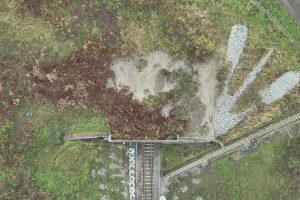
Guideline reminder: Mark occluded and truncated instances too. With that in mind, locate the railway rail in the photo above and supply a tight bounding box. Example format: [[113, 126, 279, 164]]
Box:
[[142, 144, 154, 200]]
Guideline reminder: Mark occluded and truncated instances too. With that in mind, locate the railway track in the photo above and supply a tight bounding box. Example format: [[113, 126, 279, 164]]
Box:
[[163, 113, 300, 182], [142, 144, 154, 200]]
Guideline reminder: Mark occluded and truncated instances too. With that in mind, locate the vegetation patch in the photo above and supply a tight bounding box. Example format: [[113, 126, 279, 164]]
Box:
[[257, 0, 300, 43], [167, 125, 300, 200], [1, 0, 300, 198], [27, 142, 127, 200], [29, 46, 187, 140], [31, 143, 101, 200], [161, 143, 218, 173], [161, 145, 183, 171]]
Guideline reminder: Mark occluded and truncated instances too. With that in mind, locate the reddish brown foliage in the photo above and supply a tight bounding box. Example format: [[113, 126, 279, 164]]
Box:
[[20, 1, 186, 139], [20, 0, 44, 16], [29, 43, 187, 139]]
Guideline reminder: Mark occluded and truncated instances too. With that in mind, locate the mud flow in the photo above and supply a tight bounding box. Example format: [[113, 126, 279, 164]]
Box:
[[29, 44, 187, 140]]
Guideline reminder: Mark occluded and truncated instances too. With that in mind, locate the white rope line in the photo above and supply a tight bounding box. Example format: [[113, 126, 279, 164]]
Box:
[[128, 148, 136, 200]]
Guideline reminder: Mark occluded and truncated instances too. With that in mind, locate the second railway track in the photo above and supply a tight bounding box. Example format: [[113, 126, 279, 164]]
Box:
[[142, 144, 154, 200]]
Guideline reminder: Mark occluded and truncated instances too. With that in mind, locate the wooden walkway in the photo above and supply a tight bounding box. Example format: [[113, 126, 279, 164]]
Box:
[[163, 113, 300, 182]]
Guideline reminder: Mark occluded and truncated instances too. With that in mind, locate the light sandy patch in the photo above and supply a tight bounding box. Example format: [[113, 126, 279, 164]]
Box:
[[90, 169, 97, 178], [181, 186, 188, 193], [63, 84, 74, 92], [97, 169, 107, 176], [107, 50, 189, 101], [32, 66, 43, 78], [193, 58, 218, 136], [109, 163, 119, 170], [161, 103, 173, 118], [46, 70, 58, 82], [192, 179, 201, 184], [173, 195, 179, 200], [179, 96, 206, 135], [108, 50, 218, 138], [109, 152, 117, 160], [101, 195, 108, 200], [99, 183, 107, 190], [12, 98, 20, 106], [96, 158, 103, 163]]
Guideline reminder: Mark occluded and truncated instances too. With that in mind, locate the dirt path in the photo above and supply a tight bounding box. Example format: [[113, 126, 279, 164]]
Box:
[[195, 57, 218, 137], [279, 0, 300, 26]]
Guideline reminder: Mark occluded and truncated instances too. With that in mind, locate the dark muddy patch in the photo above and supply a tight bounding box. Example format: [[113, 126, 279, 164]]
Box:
[[29, 42, 187, 140], [20, 0, 44, 15]]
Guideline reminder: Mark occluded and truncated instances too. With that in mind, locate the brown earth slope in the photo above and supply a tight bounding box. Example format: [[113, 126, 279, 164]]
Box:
[[28, 43, 187, 140]]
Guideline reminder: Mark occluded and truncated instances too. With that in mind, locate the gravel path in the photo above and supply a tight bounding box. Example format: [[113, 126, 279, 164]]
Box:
[[213, 25, 274, 135], [227, 25, 248, 67], [224, 25, 248, 95], [260, 71, 300, 104], [213, 24, 300, 135]]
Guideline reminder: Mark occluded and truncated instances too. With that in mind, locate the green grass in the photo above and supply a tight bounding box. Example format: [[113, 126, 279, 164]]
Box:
[[98, 0, 300, 123], [18, 102, 125, 199], [161, 145, 183, 171], [68, 107, 108, 135], [192, 0, 300, 131], [16, 102, 125, 199], [0, 0, 102, 66], [167, 132, 299, 200], [0, 100, 117, 199], [31, 143, 100, 200], [1, 0, 300, 198], [28, 141, 126, 200], [26, 142, 126, 199], [257, 0, 300, 43], [15, 102, 108, 139]]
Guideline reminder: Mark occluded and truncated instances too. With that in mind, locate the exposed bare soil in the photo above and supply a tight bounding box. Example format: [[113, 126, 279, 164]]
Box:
[[28, 43, 187, 140], [18, 2, 187, 140]]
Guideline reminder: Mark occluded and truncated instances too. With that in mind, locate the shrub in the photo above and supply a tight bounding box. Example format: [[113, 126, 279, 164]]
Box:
[[192, 35, 215, 57]]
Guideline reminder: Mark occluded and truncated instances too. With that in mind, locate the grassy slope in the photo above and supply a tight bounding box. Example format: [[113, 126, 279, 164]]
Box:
[[257, 0, 300, 43], [23, 104, 110, 199], [0, 101, 110, 199], [161, 145, 183, 171], [0, 1, 114, 198], [167, 126, 300, 200], [101, 0, 300, 139], [1, 0, 300, 198], [29, 142, 126, 200], [0, 0, 102, 66], [194, 0, 300, 141]]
